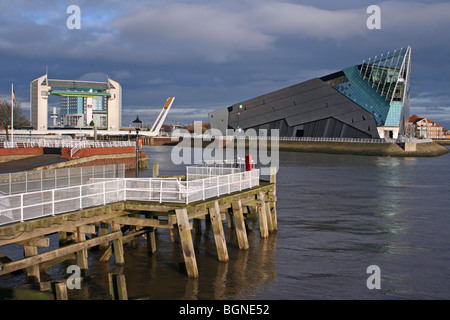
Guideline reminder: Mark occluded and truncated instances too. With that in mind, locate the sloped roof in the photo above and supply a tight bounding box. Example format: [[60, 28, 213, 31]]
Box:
[[409, 114, 423, 123]]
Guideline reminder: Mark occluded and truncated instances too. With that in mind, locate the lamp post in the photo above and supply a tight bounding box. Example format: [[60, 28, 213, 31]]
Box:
[[133, 116, 143, 177], [237, 103, 243, 132]]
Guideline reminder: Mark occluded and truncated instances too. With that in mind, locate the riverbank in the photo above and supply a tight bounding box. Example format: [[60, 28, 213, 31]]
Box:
[[275, 140, 449, 157], [143, 136, 449, 157]]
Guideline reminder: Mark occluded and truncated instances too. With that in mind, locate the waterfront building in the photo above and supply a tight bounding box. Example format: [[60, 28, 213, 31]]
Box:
[[209, 46, 412, 139], [60, 94, 107, 128], [408, 114, 450, 140], [30, 74, 121, 131]]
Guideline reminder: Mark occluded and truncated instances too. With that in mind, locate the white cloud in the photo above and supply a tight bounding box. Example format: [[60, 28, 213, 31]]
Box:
[[112, 3, 274, 63], [251, 2, 367, 39]]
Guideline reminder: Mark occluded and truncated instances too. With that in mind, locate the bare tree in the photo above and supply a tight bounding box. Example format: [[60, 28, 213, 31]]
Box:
[[0, 97, 31, 140]]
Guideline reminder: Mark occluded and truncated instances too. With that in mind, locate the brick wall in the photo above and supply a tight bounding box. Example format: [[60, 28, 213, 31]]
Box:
[[0, 147, 43, 156], [61, 146, 136, 159]]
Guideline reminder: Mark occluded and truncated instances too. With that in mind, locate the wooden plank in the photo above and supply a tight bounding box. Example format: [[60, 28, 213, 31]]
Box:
[[99, 228, 149, 262], [78, 225, 96, 234], [232, 199, 249, 250], [109, 216, 172, 228], [0, 208, 126, 247], [16, 237, 50, 247], [209, 201, 229, 262], [175, 208, 198, 278], [40, 254, 75, 272], [0, 231, 122, 276]]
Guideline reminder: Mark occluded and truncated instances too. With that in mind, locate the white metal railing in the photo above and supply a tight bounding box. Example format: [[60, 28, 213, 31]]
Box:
[[0, 169, 260, 226], [0, 138, 134, 149], [0, 164, 125, 196], [186, 166, 241, 181]]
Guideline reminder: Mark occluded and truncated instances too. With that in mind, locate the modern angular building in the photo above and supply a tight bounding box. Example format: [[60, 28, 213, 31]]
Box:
[[30, 74, 122, 131], [209, 46, 412, 139]]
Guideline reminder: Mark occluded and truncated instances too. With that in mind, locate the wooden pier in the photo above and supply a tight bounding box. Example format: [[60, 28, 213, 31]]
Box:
[[0, 167, 277, 299]]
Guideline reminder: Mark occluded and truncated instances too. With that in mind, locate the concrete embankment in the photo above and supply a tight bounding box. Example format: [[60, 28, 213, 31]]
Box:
[[274, 140, 449, 157], [143, 136, 449, 157], [216, 139, 448, 157]]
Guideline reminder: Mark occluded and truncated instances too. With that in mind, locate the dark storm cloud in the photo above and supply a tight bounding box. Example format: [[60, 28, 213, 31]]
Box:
[[1, 1, 449, 126]]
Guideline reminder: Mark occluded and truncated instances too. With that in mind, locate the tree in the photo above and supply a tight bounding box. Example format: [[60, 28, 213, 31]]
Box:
[[0, 97, 31, 140]]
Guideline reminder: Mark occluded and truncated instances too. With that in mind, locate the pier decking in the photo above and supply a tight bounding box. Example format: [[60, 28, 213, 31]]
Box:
[[0, 163, 277, 299]]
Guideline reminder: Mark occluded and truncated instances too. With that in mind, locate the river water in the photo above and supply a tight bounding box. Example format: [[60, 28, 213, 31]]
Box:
[[1, 145, 449, 300]]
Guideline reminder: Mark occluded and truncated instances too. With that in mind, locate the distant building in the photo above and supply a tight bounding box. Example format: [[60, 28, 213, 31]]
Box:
[[60, 94, 107, 127], [30, 74, 121, 130], [209, 46, 412, 139], [408, 114, 450, 139]]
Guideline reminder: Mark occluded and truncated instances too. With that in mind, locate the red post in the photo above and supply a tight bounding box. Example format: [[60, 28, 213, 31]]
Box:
[[245, 154, 252, 171]]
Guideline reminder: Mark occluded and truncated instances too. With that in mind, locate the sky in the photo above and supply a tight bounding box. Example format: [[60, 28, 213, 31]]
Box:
[[1, 0, 450, 129]]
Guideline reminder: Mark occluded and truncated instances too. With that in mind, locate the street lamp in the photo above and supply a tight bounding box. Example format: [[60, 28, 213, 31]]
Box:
[[133, 116, 143, 177], [237, 103, 243, 132]]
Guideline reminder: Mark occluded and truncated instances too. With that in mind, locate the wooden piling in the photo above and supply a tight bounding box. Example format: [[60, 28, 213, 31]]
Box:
[[257, 192, 269, 239], [108, 273, 128, 300], [232, 199, 249, 250], [23, 244, 40, 283], [111, 222, 125, 265], [153, 163, 159, 178], [52, 282, 68, 300], [147, 227, 157, 255], [75, 227, 89, 276], [209, 201, 229, 262], [175, 208, 199, 278], [269, 167, 278, 231]]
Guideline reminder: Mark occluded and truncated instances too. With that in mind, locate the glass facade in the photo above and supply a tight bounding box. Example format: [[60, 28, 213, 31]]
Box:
[[333, 46, 412, 129]]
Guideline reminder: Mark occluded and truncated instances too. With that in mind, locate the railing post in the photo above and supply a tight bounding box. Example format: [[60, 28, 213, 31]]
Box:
[[79, 185, 82, 209], [217, 176, 220, 197], [20, 194, 24, 222], [123, 179, 127, 202], [202, 179, 205, 200], [52, 189, 55, 216], [103, 182, 106, 205], [159, 180, 163, 203], [148, 179, 151, 201], [239, 172, 242, 191]]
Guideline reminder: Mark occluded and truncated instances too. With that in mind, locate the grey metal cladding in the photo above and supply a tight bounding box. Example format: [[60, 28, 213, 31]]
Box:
[[208, 107, 229, 134], [229, 77, 376, 129]]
